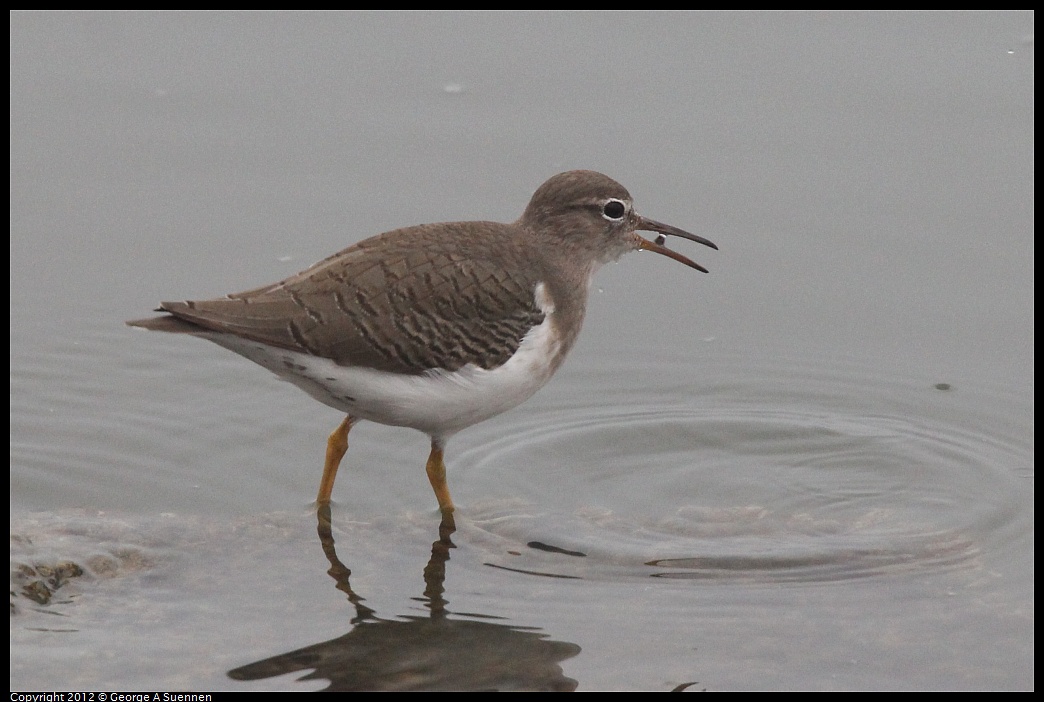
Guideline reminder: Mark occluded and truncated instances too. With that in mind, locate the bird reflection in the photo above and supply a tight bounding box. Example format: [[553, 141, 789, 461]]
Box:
[[228, 507, 580, 691]]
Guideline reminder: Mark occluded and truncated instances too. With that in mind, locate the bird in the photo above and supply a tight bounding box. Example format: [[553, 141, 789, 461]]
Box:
[[128, 170, 717, 514]]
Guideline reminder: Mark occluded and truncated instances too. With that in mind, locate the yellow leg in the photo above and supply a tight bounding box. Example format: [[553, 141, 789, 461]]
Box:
[[425, 438, 455, 514], [318, 416, 354, 504]]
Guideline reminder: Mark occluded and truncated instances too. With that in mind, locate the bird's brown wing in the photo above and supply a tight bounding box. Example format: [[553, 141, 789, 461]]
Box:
[[146, 223, 547, 374]]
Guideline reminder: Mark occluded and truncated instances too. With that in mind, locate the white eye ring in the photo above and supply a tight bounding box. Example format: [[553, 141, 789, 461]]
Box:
[[602, 199, 628, 222]]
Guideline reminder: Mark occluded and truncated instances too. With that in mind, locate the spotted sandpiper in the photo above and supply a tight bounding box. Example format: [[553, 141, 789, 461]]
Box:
[[128, 170, 716, 514]]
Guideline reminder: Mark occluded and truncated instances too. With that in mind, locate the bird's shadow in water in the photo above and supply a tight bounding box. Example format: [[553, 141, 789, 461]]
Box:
[[227, 507, 581, 691]]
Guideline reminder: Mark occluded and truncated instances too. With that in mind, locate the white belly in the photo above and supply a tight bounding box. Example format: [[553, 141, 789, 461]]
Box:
[[205, 286, 565, 440]]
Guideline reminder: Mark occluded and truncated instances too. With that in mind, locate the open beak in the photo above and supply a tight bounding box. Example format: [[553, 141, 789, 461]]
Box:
[[634, 216, 718, 273]]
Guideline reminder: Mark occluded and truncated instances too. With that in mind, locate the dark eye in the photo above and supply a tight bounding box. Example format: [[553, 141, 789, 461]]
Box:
[[602, 199, 626, 221]]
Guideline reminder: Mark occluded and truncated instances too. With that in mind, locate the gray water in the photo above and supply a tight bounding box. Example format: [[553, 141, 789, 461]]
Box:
[[10, 11, 1033, 690]]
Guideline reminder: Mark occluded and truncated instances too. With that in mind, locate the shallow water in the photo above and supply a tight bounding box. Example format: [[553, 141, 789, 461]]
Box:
[[11, 11, 1033, 691], [11, 348, 1032, 690]]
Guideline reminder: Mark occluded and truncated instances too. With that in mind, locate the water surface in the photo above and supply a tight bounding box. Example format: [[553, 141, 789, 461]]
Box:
[[11, 11, 1033, 691]]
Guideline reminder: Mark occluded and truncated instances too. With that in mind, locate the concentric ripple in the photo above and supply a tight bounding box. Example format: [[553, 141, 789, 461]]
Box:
[[456, 357, 1031, 584]]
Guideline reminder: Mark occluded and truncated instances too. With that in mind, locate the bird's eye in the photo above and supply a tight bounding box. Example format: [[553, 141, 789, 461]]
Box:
[[602, 199, 627, 221]]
